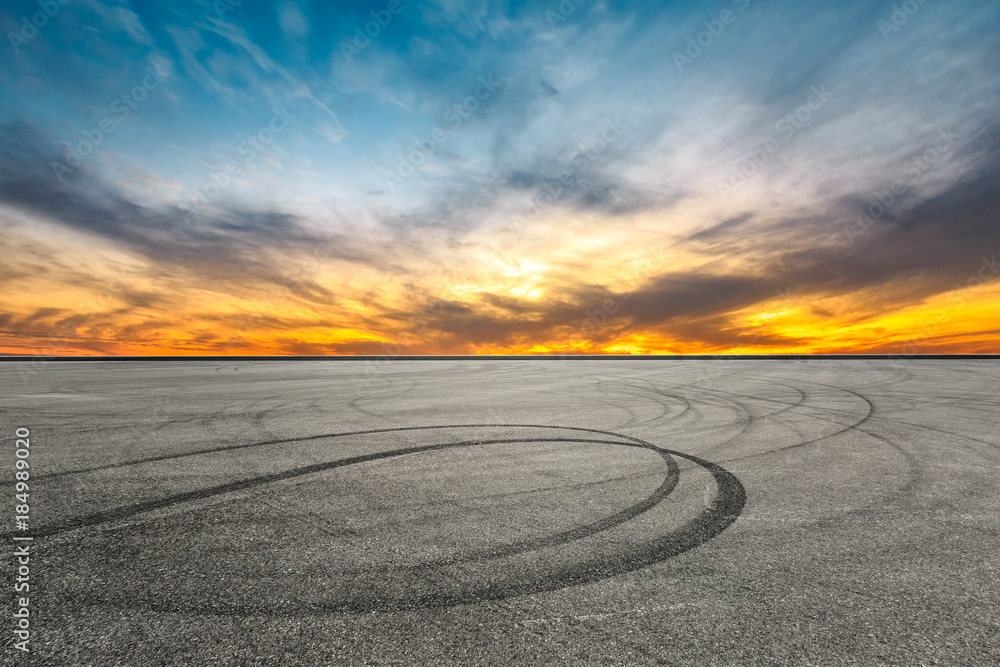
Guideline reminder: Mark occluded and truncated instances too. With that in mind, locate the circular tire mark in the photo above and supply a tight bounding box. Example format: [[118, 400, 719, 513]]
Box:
[[20, 424, 746, 615]]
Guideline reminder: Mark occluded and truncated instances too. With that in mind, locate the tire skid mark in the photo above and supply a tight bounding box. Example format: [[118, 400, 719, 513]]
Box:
[[35, 426, 744, 615], [880, 418, 1000, 451], [311, 445, 745, 614], [591, 377, 673, 426], [17, 425, 688, 537], [347, 376, 418, 418], [646, 377, 815, 462], [403, 448, 679, 567], [702, 373, 923, 528], [684, 378, 809, 423], [705, 376, 877, 465], [592, 375, 693, 427], [450, 379, 644, 431], [23, 436, 641, 538], [722, 376, 923, 525]]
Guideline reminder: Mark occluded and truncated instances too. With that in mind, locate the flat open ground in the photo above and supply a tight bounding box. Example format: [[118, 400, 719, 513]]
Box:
[[1, 359, 998, 666]]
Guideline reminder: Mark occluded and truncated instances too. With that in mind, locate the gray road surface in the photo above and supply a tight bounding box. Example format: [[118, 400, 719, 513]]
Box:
[[1, 359, 998, 665]]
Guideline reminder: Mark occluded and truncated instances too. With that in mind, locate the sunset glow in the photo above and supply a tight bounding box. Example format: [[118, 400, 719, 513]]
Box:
[[1, 0, 998, 356]]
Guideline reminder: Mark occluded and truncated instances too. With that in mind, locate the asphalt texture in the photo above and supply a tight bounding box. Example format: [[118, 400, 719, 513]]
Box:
[[1, 358, 998, 666]]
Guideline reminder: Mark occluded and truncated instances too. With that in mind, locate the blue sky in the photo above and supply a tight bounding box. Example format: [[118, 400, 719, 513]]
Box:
[[2, 0, 999, 354]]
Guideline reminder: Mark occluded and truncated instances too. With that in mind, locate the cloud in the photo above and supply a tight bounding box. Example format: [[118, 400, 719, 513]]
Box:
[[0, 120, 387, 306], [687, 213, 755, 242], [2, 0, 999, 355], [278, 0, 310, 42], [83, 0, 155, 46]]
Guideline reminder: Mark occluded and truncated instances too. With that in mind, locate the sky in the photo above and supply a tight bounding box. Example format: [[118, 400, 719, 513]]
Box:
[[1, 0, 998, 356]]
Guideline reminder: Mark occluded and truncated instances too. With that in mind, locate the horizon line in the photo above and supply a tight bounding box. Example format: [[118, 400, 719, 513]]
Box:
[[0, 354, 997, 361]]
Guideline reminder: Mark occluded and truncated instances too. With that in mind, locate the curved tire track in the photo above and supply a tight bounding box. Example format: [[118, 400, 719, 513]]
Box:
[[16, 424, 745, 615]]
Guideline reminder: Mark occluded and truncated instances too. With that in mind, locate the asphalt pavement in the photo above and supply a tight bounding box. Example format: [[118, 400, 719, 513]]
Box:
[[1, 358, 998, 665]]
